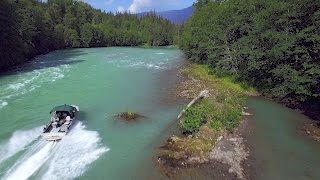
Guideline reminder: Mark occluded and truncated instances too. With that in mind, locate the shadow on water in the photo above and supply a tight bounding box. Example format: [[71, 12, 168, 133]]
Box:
[[245, 97, 320, 179], [0, 49, 87, 77], [77, 111, 88, 122]]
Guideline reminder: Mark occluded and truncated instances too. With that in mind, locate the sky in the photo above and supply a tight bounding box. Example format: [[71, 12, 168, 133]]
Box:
[[81, 0, 196, 14]]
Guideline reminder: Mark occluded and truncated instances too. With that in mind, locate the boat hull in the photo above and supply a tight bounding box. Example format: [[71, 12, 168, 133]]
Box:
[[41, 132, 66, 141]]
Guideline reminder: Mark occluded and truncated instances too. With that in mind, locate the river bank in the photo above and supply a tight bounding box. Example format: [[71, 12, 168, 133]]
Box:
[[156, 63, 256, 179], [155, 62, 320, 179]]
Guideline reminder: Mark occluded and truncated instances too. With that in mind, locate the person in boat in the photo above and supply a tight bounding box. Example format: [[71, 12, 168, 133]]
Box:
[[65, 116, 71, 125], [70, 112, 74, 118], [56, 112, 61, 121], [58, 112, 68, 126]]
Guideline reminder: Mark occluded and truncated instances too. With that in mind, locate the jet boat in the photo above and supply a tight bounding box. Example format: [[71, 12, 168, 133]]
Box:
[[41, 104, 79, 141]]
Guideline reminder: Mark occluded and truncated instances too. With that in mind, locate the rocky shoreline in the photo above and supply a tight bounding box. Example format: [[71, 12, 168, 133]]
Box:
[[156, 114, 253, 180], [301, 122, 320, 142]]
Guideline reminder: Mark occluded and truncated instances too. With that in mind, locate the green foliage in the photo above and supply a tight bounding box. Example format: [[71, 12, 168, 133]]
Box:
[[0, 0, 177, 71], [181, 95, 243, 134], [216, 105, 242, 132], [210, 120, 223, 132], [180, 65, 255, 134], [180, 0, 320, 107], [180, 105, 208, 134], [0, 0, 25, 69]]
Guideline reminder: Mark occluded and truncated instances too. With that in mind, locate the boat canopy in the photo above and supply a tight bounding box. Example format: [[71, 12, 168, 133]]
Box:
[[50, 104, 77, 114]]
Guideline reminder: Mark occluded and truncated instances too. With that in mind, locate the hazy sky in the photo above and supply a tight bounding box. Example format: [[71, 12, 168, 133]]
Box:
[[82, 0, 196, 13]]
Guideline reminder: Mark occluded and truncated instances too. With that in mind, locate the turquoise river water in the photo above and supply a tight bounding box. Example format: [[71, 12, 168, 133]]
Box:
[[246, 97, 320, 180], [0, 47, 184, 180], [0, 47, 319, 180]]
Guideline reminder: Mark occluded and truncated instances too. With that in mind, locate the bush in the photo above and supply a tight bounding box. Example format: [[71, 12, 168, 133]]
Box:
[[221, 107, 242, 132], [180, 106, 208, 134]]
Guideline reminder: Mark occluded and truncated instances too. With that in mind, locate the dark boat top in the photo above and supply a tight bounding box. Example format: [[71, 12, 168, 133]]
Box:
[[50, 104, 78, 114]]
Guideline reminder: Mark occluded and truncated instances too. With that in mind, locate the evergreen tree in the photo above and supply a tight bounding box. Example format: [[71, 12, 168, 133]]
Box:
[[180, 0, 320, 111]]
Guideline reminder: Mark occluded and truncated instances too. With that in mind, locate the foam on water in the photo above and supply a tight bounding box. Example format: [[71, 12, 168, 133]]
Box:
[[103, 50, 176, 70], [0, 127, 42, 164], [2, 122, 108, 180], [0, 100, 8, 109], [107, 59, 168, 70], [0, 64, 71, 108], [42, 122, 109, 180], [129, 62, 165, 70], [5, 142, 56, 180], [6, 83, 25, 90]]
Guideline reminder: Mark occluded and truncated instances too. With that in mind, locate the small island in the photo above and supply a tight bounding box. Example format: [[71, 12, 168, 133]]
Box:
[[116, 110, 144, 121]]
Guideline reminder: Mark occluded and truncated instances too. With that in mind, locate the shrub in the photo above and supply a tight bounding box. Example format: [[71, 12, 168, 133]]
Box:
[[222, 107, 242, 132], [180, 106, 208, 134]]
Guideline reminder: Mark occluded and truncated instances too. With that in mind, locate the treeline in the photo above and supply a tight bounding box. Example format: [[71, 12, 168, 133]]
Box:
[[0, 0, 176, 71], [180, 0, 320, 112]]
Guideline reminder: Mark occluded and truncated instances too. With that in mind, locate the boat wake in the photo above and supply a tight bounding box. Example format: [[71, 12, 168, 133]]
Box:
[[41, 122, 109, 180], [0, 126, 42, 164], [4, 141, 57, 180], [1, 122, 109, 180]]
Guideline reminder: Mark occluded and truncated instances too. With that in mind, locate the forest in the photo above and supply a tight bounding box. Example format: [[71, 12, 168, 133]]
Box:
[[1, 0, 319, 116], [0, 0, 176, 71], [179, 0, 320, 115]]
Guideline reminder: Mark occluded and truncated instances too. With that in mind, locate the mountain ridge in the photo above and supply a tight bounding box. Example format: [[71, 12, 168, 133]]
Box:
[[137, 6, 193, 24]]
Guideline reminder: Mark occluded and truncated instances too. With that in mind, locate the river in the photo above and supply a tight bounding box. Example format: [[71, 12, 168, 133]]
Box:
[[246, 97, 320, 179], [0, 47, 184, 180], [1, 47, 320, 180]]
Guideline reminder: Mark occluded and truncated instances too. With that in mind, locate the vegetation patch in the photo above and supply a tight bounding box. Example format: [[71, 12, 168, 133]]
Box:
[[159, 134, 214, 160], [116, 109, 144, 121], [180, 64, 256, 134], [157, 64, 256, 177]]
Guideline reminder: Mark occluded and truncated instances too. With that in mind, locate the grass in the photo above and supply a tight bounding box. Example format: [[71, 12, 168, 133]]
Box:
[[162, 135, 214, 159], [158, 64, 256, 163], [180, 64, 256, 134]]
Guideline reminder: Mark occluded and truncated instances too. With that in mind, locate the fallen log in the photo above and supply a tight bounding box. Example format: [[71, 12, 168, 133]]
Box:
[[177, 90, 209, 120]]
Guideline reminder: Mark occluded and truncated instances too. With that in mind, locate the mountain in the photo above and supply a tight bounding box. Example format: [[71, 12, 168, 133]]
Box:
[[137, 6, 193, 24]]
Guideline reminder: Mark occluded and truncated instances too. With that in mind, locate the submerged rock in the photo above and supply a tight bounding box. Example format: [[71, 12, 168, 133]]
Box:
[[301, 123, 320, 142]]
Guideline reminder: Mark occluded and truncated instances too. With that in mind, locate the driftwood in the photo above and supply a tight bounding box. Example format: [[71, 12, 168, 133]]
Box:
[[241, 111, 252, 116], [177, 90, 209, 120]]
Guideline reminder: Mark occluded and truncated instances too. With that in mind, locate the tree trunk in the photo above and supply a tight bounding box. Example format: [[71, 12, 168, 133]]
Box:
[[177, 90, 209, 120]]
